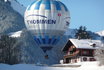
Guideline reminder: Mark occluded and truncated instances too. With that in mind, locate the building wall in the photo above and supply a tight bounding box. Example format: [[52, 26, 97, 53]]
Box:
[[63, 48, 96, 63]]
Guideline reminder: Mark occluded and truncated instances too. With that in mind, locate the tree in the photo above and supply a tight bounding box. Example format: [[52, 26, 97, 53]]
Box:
[[95, 48, 104, 65], [75, 26, 91, 39], [0, 34, 17, 64], [95, 37, 104, 65]]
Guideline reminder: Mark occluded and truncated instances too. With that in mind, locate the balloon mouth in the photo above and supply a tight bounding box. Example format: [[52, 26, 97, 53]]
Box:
[[41, 46, 53, 53]]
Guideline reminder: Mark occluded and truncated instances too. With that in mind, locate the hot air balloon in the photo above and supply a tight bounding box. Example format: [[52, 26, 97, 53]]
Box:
[[24, 0, 70, 58]]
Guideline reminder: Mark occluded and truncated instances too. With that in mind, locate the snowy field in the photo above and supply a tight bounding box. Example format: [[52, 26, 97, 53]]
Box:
[[0, 62, 104, 70]]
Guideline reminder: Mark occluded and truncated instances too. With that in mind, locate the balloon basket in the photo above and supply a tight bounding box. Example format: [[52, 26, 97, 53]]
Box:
[[45, 54, 49, 59]]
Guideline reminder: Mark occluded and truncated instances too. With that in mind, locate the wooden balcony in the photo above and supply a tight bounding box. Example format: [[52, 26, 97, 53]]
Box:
[[64, 50, 79, 58]]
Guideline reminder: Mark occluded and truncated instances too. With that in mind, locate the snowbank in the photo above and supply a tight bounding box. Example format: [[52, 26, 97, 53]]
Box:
[[0, 62, 104, 70], [79, 62, 104, 70]]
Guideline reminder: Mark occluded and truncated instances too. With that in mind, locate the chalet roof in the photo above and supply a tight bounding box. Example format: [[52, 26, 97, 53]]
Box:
[[70, 39, 103, 49], [62, 39, 104, 51]]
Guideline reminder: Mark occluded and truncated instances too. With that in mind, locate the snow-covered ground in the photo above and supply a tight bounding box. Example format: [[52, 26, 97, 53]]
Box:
[[0, 62, 104, 70], [9, 30, 22, 37], [80, 62, 104, 70]]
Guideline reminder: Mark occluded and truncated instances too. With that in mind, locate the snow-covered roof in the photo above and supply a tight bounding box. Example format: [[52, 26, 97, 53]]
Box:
[[62, 39, 104, 51], [70, 39, 103, 49]]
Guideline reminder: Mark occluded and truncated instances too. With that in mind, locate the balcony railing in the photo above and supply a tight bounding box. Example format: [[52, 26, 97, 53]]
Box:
[[64, 51, 79, 58]]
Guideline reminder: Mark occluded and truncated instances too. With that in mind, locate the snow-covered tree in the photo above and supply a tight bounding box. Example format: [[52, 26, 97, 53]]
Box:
[[0, 34, 17, 64], [95, 39, 104, 65], [15, 29, 38, 64], [95, 49, 104, 65]]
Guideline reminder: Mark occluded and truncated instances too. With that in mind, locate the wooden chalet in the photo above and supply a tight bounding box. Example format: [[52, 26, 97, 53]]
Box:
[[62, 39, 103, 63]]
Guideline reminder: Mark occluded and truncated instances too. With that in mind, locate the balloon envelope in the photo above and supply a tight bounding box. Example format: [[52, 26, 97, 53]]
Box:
[[24, 0, 70, 52]]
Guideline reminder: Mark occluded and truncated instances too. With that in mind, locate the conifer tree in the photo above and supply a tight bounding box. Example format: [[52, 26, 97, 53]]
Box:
[[75, 26, 91, 39]]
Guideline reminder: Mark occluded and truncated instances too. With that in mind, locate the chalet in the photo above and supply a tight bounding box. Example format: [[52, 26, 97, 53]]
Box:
[[62, 39, 103, 63]]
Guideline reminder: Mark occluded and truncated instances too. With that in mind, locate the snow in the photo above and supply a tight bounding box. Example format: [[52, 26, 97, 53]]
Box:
[[10, 0, 26, 16], [4, 0, 7, 2], [69, 39, 103, 49], [80, 62, 104, 70], [96, 30, 104, 36], [0, 64, 77, 70], [9, 30, 22, 37], [0, 62, 104, 70]]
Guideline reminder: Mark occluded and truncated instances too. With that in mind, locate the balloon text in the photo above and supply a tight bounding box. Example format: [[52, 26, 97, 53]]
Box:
[[27, 19, 56, 24]]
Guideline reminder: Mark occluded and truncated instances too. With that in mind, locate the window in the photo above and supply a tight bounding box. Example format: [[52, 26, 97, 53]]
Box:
[[83, 51, 87, 55]]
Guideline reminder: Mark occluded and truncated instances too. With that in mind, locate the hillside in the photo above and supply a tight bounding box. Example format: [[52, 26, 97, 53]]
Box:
[[10, 0, 26, 16], [96, 30, 104, 36], [0, 0, 25, 34]]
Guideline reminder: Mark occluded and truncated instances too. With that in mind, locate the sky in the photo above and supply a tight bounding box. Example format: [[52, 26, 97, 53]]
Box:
[[17, 0, 104, 32]]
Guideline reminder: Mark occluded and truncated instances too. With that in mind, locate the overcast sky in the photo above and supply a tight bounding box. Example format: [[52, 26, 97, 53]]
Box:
[[17, 0, 104, 32]]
